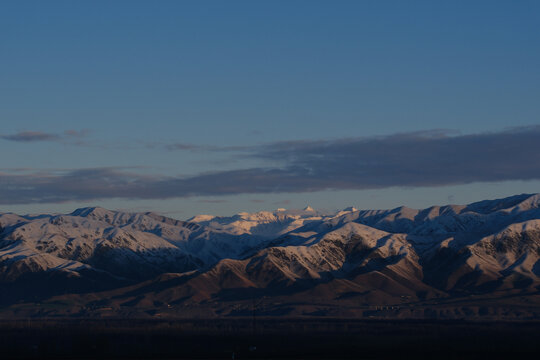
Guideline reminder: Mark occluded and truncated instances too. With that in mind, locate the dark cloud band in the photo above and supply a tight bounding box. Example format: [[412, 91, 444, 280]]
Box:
[[0, 130, 89, 144], [0, 127, 539, 204], [1, 131, 60, 142]]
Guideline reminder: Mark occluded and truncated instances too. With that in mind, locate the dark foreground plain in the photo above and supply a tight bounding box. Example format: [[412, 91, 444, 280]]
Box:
[[0, 318, 539, 359]]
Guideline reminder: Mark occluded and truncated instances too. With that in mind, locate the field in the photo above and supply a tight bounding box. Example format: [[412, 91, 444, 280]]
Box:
[[0, 318, 538, 359]]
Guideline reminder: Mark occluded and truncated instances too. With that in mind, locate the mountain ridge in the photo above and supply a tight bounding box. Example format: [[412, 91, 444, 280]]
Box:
[[1, 193, 539, 319]]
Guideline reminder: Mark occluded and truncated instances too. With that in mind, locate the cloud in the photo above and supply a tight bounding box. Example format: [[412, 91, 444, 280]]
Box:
[[164, 143, 206, 151], [164, 142, 249, 152], [252, 126, 540, 188], [0, 127, 539, 204], [0, 130, 89, 144], [198, 199, 228, 204], [63, 129, 89, 138], [1, 131, 60, 142]]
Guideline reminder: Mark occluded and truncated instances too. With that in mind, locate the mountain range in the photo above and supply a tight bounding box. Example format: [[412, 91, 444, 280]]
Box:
[[1, 194, 539, 319]]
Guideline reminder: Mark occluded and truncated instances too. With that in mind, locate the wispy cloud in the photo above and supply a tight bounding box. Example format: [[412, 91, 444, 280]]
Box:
[[197, 199, 228, 204], [164, 142, 249, 152], [165, 143, 205, 151], [63, 129, 89, 139], [0, 130, 89, 144], [1, 131, 60, 142], [0, 127, 539, 204]]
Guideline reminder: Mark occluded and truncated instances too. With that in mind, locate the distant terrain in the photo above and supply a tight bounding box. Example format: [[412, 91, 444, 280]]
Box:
[[1, 194, 540, 319]]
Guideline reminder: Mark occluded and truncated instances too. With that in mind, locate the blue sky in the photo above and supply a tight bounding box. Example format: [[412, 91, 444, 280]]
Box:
[[1, 0, 539, 218]]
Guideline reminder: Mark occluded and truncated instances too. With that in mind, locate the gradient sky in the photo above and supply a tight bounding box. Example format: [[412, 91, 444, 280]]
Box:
[[1, 0, 539, 218]]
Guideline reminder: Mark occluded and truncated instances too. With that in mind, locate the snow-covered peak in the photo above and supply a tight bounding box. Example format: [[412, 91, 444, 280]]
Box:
[[188, 214, 216, 223], [71, 206, 112, 218], [334, 206, 359, 218], [513, 193, 540, 212], [185, 208, 327, 239], [464, 193, 536, 214]]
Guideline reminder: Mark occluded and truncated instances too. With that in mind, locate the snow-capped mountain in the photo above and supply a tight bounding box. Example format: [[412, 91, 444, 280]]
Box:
[[1, 195, 539, 319], [0, 206, 352, 284], [188, 206, 330, 237]]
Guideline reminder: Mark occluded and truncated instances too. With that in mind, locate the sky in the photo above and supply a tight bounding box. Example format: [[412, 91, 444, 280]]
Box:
[[1, 0, 539, 219]]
